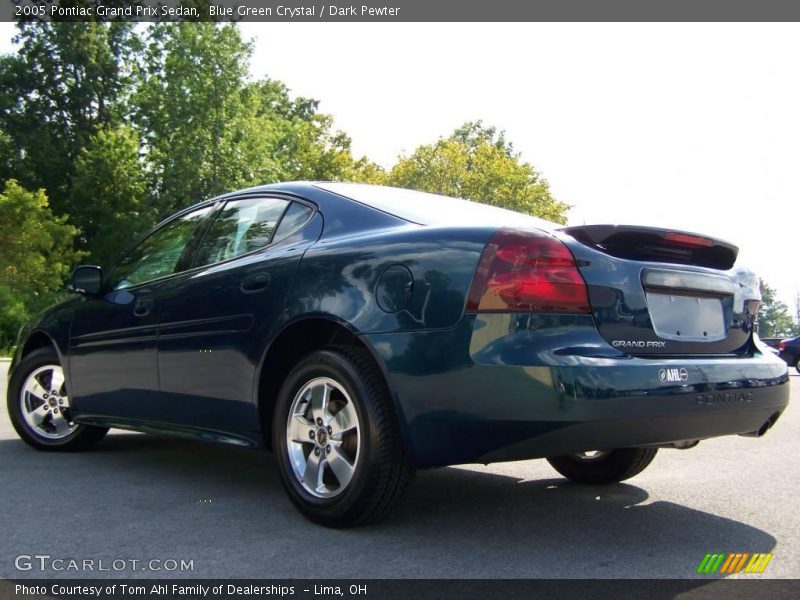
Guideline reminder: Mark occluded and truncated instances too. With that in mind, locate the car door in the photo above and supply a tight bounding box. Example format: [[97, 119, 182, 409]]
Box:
[[154, 195, 319, 437], [68, 204, 215, 423]]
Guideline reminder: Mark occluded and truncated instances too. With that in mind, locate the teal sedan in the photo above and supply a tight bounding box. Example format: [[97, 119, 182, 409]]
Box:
[[6, 183, 790, 527]]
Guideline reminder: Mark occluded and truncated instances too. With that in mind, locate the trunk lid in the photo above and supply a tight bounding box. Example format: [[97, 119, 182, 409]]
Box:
[[557, 224, 760, 356]]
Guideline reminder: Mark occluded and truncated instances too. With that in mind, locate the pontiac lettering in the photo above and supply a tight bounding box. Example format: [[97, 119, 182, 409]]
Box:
[[696, 392, 753, 405]]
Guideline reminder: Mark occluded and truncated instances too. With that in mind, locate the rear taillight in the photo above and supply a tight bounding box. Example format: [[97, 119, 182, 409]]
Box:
[[467, 229, 591, 313], [779, 341, 786, 351]]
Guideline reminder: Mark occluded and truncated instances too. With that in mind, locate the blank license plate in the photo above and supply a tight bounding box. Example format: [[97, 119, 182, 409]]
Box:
[[646, 293, 726, 342]]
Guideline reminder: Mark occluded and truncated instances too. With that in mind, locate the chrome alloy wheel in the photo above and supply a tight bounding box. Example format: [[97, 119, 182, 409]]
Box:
[[19, 365, 77, 440], [286, 377, 361, 499], [571, 450, 610, 462]]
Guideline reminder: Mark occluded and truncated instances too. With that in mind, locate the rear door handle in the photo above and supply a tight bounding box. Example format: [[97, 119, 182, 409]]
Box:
[[241, 272, 271, 294], [133, 299, 153, 317], [241, 273, 271, 294]]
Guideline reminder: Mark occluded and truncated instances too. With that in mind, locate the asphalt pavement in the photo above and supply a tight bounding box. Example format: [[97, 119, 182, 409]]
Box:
[[0, 359, 797, 580]]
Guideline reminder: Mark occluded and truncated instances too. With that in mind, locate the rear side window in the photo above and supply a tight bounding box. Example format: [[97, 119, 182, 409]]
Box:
[[194, 197, 289, 266], [273, 202, 313, 242]]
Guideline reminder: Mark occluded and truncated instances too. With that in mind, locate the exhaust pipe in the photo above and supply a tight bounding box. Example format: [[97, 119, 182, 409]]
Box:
[[653, 440, 700, 449], [739, 412, 782, 438]]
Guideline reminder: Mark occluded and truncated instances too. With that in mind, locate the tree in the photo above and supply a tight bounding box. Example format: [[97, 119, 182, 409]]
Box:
[[250, 78, 388, 184], [135, 24, 386, 215], [0, 181, 84, 348], [0, 22, 139, 217], [757, 281, 799, 338], [389, 121, 568, 223], [70, 124, 151, 268], [344, 157, 389, 185], [136, 23, 266, 213], [248, 79, 342, 181], [0, 128, 13, 184]]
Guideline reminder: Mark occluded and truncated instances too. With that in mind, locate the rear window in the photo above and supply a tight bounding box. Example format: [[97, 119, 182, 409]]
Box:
[[315, 182, 556, 230]]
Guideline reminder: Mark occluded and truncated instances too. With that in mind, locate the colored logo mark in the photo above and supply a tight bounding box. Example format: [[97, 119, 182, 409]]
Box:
[[696, 552, 773, 574]]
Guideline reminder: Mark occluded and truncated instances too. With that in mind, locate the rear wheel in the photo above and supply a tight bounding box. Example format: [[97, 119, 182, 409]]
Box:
[[273, 347, 414, 527], [7, 348, 108, 451], [547, 448, 658, 484], [795, 357, 800, 374]]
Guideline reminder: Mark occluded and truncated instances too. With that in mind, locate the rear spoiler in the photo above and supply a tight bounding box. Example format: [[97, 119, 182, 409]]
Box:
[[560, 225, 738, 270]]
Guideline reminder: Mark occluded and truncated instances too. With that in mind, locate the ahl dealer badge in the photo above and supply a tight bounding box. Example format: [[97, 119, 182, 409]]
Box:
[[659, 367, 688, 383]]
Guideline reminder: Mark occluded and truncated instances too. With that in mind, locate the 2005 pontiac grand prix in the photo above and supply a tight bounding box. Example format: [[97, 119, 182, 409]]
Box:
[[6, 182, 789, 527]]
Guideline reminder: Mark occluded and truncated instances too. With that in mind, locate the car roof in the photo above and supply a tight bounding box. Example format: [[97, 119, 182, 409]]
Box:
[[205, 181, 557, 230]]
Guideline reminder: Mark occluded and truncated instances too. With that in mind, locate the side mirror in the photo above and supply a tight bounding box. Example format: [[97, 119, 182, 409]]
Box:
[[68, 265, 103, 295]]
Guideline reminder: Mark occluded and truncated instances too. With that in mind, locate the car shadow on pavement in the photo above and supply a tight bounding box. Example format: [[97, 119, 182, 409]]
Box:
[[0, 432, 776, 580], [393, 468, 775, 578]]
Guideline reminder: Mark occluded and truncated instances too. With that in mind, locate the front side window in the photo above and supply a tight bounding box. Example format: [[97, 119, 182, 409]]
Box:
[[194, 197, 289, 267], [111, 206, 213, 289]]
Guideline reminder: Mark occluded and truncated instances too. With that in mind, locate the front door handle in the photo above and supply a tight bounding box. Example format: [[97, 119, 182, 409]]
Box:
[[241, 273, 271, 294], [133, 299, 153, 317]]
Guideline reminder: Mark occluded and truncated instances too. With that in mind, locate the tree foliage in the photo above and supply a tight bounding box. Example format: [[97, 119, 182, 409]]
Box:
[[757, 281, 799, 338], [248, 79, 384, 183], [71, 124, 151, 268], [136, 23, 259, 212], [389, 121, 568, 223], [134, 24, 383, 215], [0, 22, 139, 216], [0, 180, 84, 348]]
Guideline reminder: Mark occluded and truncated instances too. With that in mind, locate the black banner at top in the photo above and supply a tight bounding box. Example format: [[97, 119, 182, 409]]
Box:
[[5, 0, 800, 22]]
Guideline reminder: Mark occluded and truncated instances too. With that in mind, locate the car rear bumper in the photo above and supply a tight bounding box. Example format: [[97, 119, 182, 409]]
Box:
[[364, 314, 790, 468], [778, 350, 797, 367]]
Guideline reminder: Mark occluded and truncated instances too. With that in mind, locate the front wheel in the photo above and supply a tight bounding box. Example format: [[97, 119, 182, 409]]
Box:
[[7, 347, 108, 451], [273, 347, 414, 527], [546, 448, 658, 484]]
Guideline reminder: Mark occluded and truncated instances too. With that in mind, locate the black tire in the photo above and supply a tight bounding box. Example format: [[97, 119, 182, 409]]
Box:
[[7, 347, 108, 451], [546, 448, 658, 484], [273, 347, 414, 527], [795, 357, 800, 375]]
